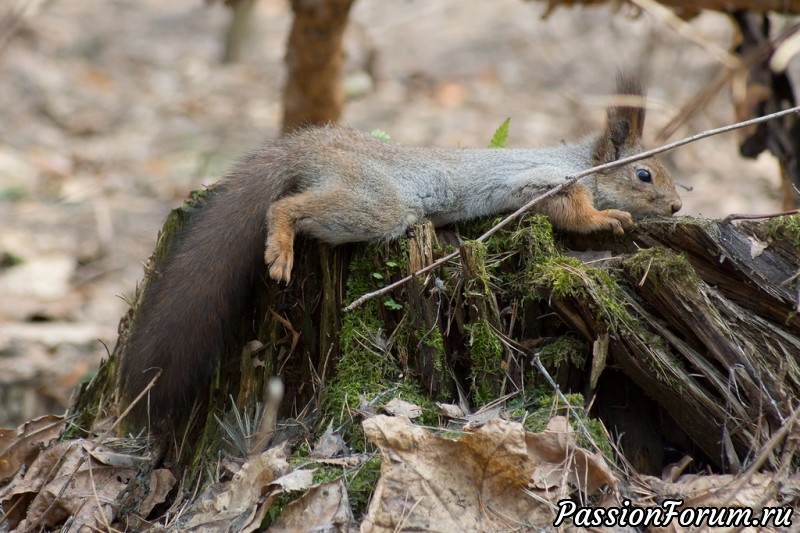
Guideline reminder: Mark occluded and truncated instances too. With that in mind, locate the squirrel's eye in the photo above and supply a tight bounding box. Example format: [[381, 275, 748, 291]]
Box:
[[636, 169, 652, 183]]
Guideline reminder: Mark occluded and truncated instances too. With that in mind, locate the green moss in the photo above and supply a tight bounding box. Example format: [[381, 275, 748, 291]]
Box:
[[458, 214, 556, 265], [265, 445, 384, 524], [467, 318, 505, 406], [765, 213, 800, 250], [509, 214, 558, 262], [457, 214, 507, 240], [344, 457, 383, 516], [461, 240, 492, 297], [624, 247, 699, 291], [506, 391, 613, 460], [321, 243, 426, 447], [423, 326, 446, 373], [531, 256, 636, 334], [528, 255, 682, 385], [579, 416, 614, 460], [538, 336, 586, 368]]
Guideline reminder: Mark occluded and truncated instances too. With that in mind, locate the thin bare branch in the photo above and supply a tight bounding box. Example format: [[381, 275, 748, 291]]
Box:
[[723, 209, 800, 223], [343, 104, 800, 312]]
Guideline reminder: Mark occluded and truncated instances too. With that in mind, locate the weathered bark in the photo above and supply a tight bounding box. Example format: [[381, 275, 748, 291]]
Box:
[[560, 218, 800, 471]]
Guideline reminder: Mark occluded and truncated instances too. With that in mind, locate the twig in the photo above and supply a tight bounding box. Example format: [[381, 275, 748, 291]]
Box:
[[491, 325, 612, 462], [343, 104, 800, 312], [723, 209, 800, 223], [716, 401, 800, 508]]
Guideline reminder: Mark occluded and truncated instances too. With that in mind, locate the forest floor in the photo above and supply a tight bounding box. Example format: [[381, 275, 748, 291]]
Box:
[[0, 0, 794, 425]]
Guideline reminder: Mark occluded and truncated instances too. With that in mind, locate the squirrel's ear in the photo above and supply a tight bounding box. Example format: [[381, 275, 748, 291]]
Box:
[[594, 73, 646, 163]]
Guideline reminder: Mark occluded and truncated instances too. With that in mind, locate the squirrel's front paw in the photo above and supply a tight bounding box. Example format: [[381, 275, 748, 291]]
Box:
[[600, 209, 633, 236], [265, 244, 293, 283]]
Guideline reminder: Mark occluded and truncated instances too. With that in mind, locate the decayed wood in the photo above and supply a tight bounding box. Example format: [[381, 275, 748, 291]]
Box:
[[629, 221, 800, 329], [558, 218, 800, 469], [458, 241, 510, 399], [405, 222, 452, 397]]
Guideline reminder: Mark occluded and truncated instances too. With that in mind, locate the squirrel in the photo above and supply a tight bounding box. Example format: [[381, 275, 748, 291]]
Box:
[[118, 74, 681, 429]]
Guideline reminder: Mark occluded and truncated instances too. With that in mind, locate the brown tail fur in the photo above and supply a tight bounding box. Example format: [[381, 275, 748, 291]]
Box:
[[117, 148, 289, 429]]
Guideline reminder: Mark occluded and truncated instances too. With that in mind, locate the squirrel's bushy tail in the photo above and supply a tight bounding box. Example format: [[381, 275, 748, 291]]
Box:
[[118, 148, 288, 429]]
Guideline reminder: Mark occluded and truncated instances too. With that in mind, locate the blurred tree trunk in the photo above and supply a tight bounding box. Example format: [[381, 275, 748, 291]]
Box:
[[221, 0, 257, 64], [282, 0, 356, 133]]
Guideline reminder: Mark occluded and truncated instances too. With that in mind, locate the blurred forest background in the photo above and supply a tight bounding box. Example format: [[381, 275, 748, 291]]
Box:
[[0, 0, 796, 425]]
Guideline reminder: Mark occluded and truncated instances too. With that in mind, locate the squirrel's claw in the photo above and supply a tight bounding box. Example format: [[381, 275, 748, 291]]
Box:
[[599, 209, 633, 236], [265, 244, 293, 283]]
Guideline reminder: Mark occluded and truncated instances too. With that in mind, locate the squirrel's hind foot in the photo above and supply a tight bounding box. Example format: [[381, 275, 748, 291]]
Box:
[[265, 242, 293, 283]]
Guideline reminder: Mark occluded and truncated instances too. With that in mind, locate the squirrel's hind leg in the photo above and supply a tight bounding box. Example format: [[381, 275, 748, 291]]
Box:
[[265, 189, 407, 283], [265, 196, 298, 283]]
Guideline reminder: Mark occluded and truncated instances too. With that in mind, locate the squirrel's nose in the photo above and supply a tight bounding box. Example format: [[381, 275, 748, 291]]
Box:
[[670, 199, 682, 214]]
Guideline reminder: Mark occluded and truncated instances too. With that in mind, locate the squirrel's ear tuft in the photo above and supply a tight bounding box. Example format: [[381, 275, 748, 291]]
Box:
[[608, 72, 646, 144], [594, 72, 646, 163]]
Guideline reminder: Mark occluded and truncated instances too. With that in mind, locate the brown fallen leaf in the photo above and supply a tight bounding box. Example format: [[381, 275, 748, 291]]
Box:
[[361, 415, 553, 532], [526, 416, 616, 494], [382, 398, 422, 419], [434, 402, 465, 419], [139, 468, 178, 518], [0, 439, 136, 531], [311, 422, 348, 459], [0, 414, 64, 483], [181, 444, 315, 533], [268, 478, 355, 532], [643, 472, 798, 533]]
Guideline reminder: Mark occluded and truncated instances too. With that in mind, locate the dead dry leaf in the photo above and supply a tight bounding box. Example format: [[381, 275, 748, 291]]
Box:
[[647, 472, 789, 508], [269, 478, 354, 532], [361, 415, 553, 532], [526, 416, 615, 494], [83, 441, 151, 469], [311, 422, 348, 459], [270, 468, 315, 493], [0, 414, 64, 482], [138, 468, 178, 518], [181, 445, 293, 532], [383, 398, 422, 419], [643, 472, 798, 533], [0, 439, 136, 531], [434, 402, 465, 419], [462, 403, 503, 426]]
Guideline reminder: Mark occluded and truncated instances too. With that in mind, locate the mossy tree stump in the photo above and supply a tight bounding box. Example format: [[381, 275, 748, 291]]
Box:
[[69, 200, 800, 502]]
